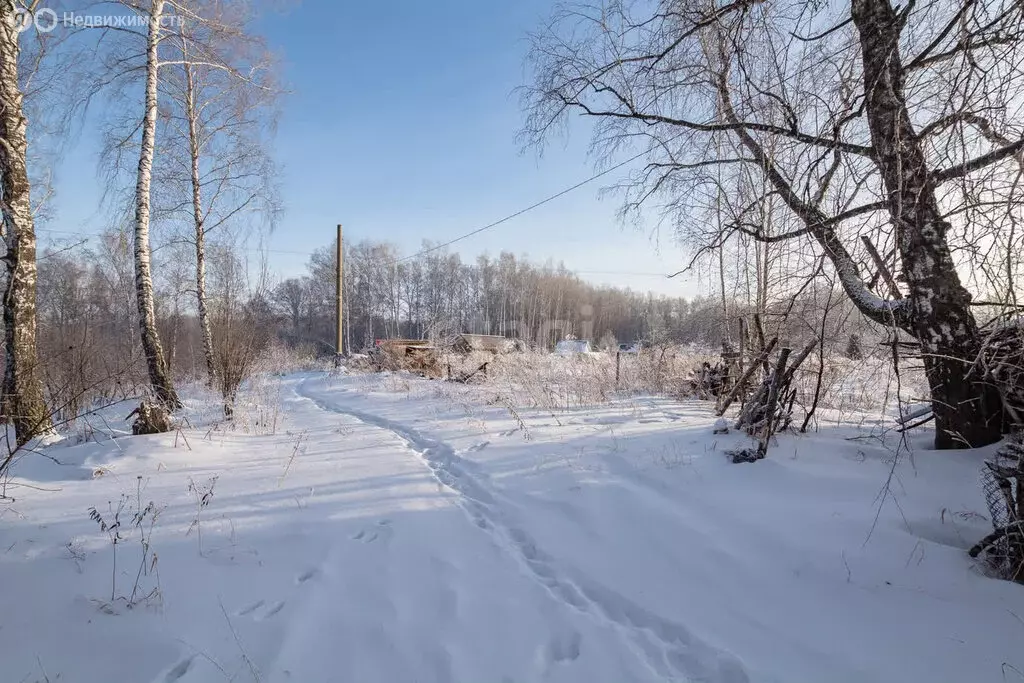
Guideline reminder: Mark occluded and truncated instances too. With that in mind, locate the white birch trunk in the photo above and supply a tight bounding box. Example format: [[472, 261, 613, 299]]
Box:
[[0, 4, 53, 446], [183, 59, 217, 388], [134, 0, 179, 409]]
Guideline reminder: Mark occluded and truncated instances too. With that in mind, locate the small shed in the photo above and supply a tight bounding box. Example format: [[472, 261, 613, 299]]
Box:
[[369, 339, 441, 377], [452, 334, 519, 355]]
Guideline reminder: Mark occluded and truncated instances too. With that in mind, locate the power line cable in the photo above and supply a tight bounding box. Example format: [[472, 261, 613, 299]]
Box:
[[35, 140, 683, 276], [396, 134, 685, 264]]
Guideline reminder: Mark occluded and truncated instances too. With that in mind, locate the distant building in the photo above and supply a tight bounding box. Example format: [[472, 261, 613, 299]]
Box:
[[554, 339, 594, 355]]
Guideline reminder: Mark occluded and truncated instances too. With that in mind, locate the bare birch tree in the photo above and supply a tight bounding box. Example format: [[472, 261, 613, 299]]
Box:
[[128, 0, 179, 409], [92, 0, 276, 410], [521, 0, 1024, 448], [159, 1, 277, 388], [0, 0, 52, 444]]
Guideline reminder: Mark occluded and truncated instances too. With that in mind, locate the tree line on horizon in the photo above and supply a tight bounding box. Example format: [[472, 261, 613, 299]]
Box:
[[30, 227, 878, 428]]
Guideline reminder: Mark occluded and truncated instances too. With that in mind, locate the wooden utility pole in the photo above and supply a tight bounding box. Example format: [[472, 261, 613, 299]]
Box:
[[336, 224, 344, 357]]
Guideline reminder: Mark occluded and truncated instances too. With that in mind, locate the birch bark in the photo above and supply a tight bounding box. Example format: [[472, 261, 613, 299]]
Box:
[[0, 3, 54, 445], [134, 0, 180, 409]]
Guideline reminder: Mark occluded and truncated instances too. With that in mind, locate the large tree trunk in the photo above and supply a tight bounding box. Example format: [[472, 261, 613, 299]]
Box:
[[0, 10, 53, 446], [852, 0, 1002, 448], [183, 61, 217, 388], [134, 0, 180, 409]]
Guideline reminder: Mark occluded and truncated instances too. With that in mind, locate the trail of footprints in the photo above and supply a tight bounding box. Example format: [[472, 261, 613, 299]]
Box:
[[288, 383, 751, 683], [164, 518, 395, 682], [351, 518, 393, 544], [234, 597, 286, 622]]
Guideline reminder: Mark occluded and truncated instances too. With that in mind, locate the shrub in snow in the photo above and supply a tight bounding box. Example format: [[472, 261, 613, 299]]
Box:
[[87, 478, 162, 609], [187, 475, 219, 556]]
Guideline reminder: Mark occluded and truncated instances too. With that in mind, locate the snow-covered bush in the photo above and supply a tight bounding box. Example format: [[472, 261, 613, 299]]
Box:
[[434, 345, 716, 410], [362, 341, 928, 428]]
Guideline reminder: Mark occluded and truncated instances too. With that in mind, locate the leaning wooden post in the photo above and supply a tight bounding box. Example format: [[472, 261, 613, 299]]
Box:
[[616, 351, 621, 388], [716, 336, 779, 415], [758, 347, 792, 459], [781, 338, 820, 386]]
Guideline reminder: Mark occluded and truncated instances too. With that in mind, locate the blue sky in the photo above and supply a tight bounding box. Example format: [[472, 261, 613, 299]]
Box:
[[44, 0, 698, 296]]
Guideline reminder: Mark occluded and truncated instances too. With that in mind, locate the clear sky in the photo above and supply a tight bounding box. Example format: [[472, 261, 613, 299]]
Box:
[[43, 0, 701, 297]]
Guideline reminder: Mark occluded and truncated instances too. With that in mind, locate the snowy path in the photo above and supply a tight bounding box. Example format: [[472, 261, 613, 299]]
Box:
[[257, 377, 683, 683], [294, 377, 750, 683], [2, 372, 1024, 683]]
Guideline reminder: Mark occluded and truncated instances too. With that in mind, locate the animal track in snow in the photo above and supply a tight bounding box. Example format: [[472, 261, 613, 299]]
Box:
[[253, 600, 285, 621], [467, 441, 490, 452], [296, 568, 319, 584], [236, 600, 264, 617], [164, 656, 194, 682], [546, 631, 582, 663], [351, 519, 393, 544]]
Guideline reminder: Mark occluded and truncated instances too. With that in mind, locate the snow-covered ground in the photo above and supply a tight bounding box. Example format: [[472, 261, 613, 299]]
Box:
[[2, 371, 1022, 683]]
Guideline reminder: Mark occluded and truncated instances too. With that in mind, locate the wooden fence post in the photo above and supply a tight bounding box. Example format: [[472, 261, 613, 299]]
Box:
[[758, 347, 792, 459]]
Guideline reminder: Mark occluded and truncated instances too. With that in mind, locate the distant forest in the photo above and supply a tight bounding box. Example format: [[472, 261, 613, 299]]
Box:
[[38, 234, 876, 372]]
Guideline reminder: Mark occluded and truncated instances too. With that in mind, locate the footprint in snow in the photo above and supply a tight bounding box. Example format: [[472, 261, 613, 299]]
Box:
[[467, 441, 490, 452], [236, 600, 264, 617], [351, 519, 393, 544], [253, 601, 285, 621], [296, 568, 319, 584], [538, 631, 582, 672], [550, 631, 582, 662], [164, 656, 194, 682]]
